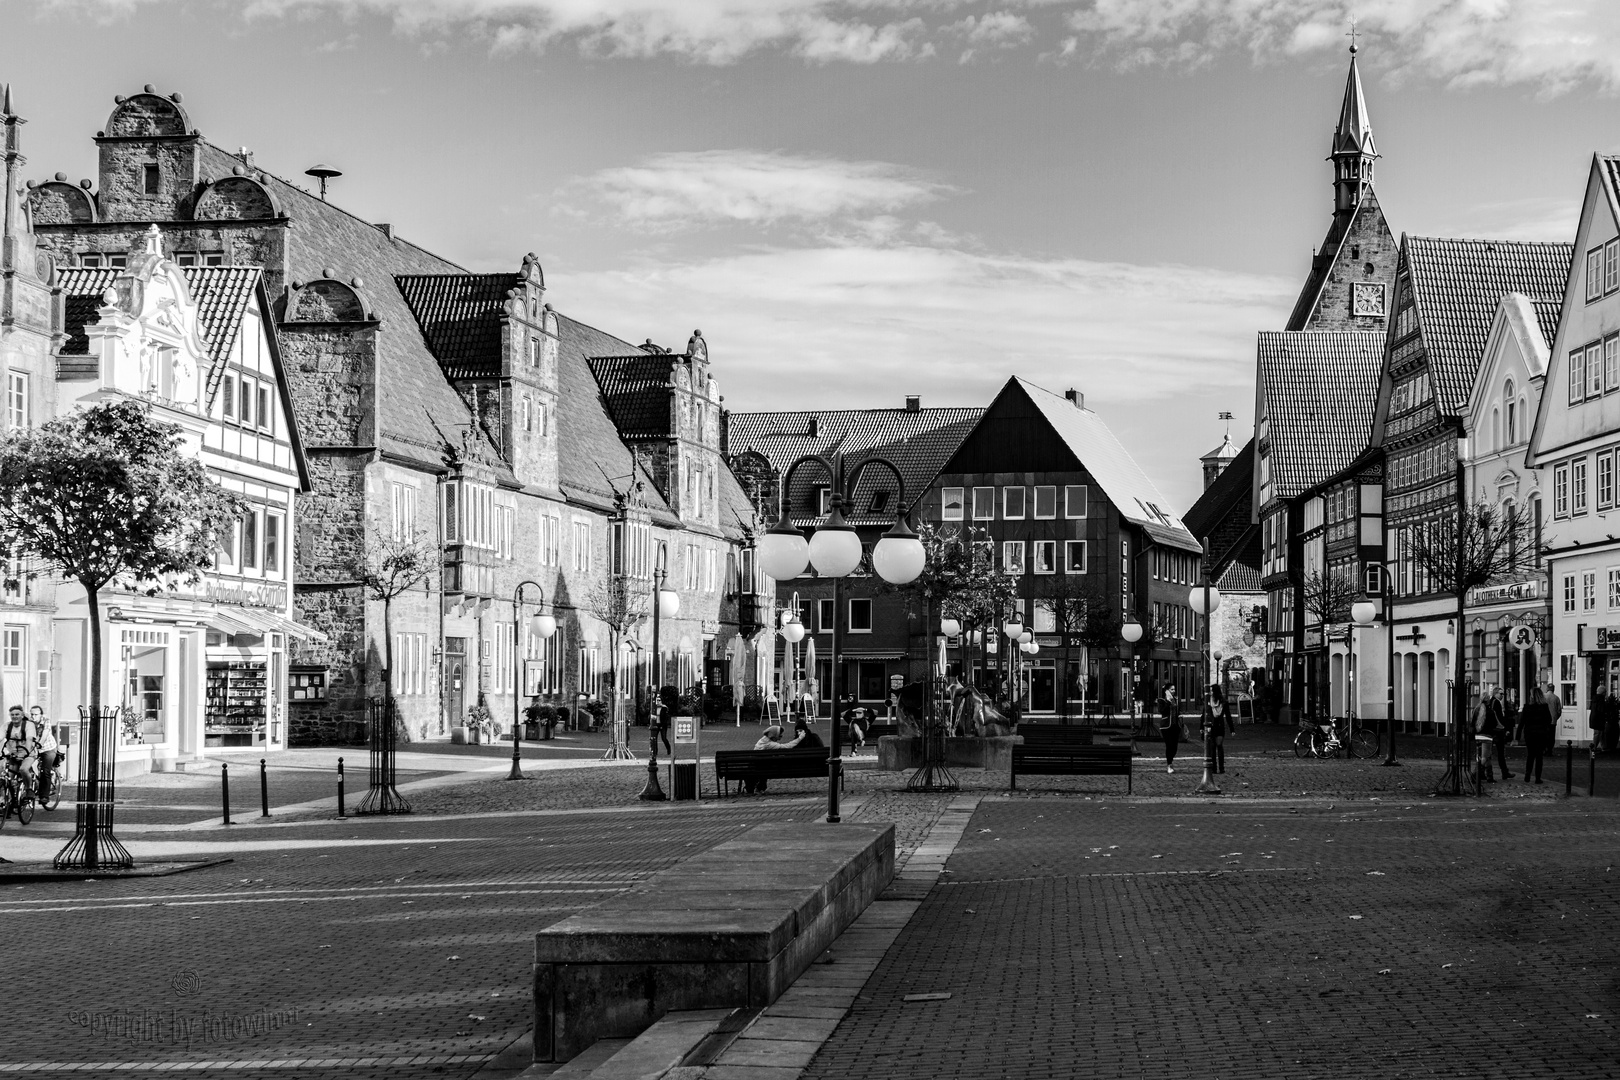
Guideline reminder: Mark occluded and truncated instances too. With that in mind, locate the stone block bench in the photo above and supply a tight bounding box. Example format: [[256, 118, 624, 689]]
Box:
[[532, 820, 895, 1063]]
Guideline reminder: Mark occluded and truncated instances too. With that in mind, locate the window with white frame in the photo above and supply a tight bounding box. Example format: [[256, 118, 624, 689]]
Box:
[[1584, 570, 1597, 611], [1588, 245, 1606, 302], [1032, 600, 1056, 633], [1602, 453, 1616, 511], [265, 514, 282, 576], [1064, 485, 1088, 518], [1033, 485, 1056, 519], [1554, 463, 1570, 518], [493, 622, 514, 693], [1033, 540, 1056, 574], [1574, 458, 1590, 515], [390, 482, 416, 541], [1608, 569, 1620, 610], [520, 396, 532, 433], [539, 511, 561, 566], [1589, 342, 1605, 399], [705, 548, 717, 592], [6, 372, 26, 431], [1564, 574, 1576, 613], [241, 509, 259, 570], [1, 626, 21, 669], [1065, 540, 1087, 574], [1607, 336, 1620, 393], [971, 486, 995, 520], [1003, 486, 1026, 519], [1561, 653, 1579, 710], [393, 632, 427, 696], [571, 518, 592, 572], [1001, 540, 1025, 575], [1572, 349, 1588, 405], [848, 599, 873, 633], [941, 487, 964, 521], [818, 598, 835, 632]]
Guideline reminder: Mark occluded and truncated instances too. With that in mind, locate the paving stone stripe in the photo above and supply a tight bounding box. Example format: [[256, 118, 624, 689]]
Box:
[[0, 1055, 497, 1071]]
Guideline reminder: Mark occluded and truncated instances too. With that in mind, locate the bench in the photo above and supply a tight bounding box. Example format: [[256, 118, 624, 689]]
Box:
[[1011, 740, 1133, 793], [1016, 723, 1095, 747], [533, 822, 895, 1062], [714, 748, 840, 796]]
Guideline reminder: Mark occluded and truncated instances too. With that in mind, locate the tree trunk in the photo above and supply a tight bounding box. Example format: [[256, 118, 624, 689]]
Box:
[[83, 582, 103, 869]]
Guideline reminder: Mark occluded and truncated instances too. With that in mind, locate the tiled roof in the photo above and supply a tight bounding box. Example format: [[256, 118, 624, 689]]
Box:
[[1216, 554, 1262, 594], [1603, 155, 1620, 211], [588, 353, 674, 438], [1403, 236, 1572, 414], [1012, 378, 1201, 552], [56, 264, 260, 406], [554, 313, 678, 522], [1184, 437, 1255, 565], [395, 273, 519, 380], [1285, 189, 1383, 332], [208, 141, 503, 473], [727, 406, 983, 526], [1257, 332, 1384, 501], [1532, 299, 1562, 356]]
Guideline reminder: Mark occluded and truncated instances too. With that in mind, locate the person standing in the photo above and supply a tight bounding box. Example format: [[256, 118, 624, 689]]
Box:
[[655, 686, 676, 757], [1487, 688, 1513, 780], [1544, 681, 1564, 737], [1200, 684, 1233, 774], [1521, 685, 1553, 784], [1589, 682, 1614, 757], [1159, 687, 1182, 774]]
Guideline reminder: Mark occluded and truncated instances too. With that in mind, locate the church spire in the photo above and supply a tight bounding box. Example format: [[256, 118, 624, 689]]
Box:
[[1329, 45, 1378, 220], [2, 80, 35, 281]]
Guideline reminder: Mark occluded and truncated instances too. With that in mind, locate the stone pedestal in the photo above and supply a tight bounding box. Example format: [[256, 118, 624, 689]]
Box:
[[876, 735, 1019, 772]]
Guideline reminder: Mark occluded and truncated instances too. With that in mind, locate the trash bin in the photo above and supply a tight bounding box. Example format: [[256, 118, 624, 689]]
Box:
[[671, 762, 698, 801]]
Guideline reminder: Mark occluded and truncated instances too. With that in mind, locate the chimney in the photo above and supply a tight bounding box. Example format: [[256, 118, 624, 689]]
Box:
[[1064, 388, 1083, 409], [904, 395, 921, 412], [374, 222, 394, 240]]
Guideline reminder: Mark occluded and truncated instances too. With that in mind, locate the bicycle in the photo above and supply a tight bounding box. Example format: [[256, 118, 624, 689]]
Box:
[[35, 756, 61, 813], [1294, 716, 1379, 759], [0, 758, 35, 826]]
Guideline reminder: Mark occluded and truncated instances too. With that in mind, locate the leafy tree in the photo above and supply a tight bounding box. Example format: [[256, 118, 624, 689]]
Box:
[[0, 401, 241, 868], [362, 528, 439, 731]]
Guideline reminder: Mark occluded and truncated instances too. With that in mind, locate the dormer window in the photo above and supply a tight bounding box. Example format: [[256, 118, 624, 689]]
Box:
[[868, 491, 890, 514]]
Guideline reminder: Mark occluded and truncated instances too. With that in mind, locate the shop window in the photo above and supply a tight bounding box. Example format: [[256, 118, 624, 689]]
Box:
[[1065, 485, 1089, 518], [848, 599, 873, 633], [941, 487, 964, 521]]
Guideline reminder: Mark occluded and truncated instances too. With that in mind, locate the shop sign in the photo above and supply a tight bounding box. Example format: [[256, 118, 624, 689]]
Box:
[[142, 573, 289, 611], [1303, 629, 1324, 650], [889, 674, 904, 690], [1469, 579, 1542, 605], [1579, 626, 1620, 654], [1506, 624, 1538, 651], [1035, 635, 1060, 648], [1063, 633, 1086, 649]]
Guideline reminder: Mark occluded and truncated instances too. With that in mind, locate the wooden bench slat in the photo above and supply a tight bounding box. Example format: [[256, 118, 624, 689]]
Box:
[[1010, 744, 1132, 793]]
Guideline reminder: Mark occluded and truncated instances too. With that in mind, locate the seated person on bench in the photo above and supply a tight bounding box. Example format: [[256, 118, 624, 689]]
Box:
[[794, 716, 824, 750], [747, 724, 805, 794]]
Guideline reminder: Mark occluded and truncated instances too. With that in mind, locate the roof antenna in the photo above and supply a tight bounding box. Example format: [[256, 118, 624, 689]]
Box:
[[304, 163, 342, 201]]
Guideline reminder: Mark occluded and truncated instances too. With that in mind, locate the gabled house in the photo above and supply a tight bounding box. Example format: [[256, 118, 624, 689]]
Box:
[[1372, 235, 1570, 731], [1526, 153, 1620, 743], [923, 378, 1203, 716], [1461, 292, 1556, 706]]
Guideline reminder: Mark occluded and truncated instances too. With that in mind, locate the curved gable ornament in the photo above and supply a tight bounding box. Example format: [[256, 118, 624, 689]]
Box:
[[104, 89, 193, 138], [194, 174, 278, 221], [90, 227, 209, 411], [287, 272, 371, 323], [26, 180, 97, 224]]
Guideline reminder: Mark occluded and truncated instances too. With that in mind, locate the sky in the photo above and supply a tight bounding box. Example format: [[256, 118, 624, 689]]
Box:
[[5, 1, 1620, 511]]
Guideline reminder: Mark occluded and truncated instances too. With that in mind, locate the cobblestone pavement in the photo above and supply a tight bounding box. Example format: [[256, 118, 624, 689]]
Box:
[[1, 801, 827, 1079], [802, 796, 1620, 1080]]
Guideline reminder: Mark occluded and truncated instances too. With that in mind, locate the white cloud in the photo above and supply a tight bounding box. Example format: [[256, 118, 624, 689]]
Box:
[[561, 150, 955, 230], [945, 11, 1033, 47], [1070, 0, 1620, 94]]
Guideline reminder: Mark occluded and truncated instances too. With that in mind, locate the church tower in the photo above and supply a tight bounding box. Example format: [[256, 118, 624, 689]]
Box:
[[1330, 46, 1378, 221]]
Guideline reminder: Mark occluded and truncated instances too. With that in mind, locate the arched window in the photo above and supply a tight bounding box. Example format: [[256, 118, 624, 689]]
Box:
[[1505, 378, 1517, 444]]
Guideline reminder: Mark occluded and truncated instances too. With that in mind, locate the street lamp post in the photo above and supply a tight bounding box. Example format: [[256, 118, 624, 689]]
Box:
[[756, 453, 925, 824], [1187, 541, 1223, 794], [508, 581, 558, 781], [640, 552, 681, 801], [1122, 617, 1144, 733]]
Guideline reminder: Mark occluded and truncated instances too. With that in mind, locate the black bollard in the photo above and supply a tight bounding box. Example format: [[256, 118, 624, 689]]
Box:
[[1566, 741, 1573, 797], [337, 756, 346, 818], [1590, 745, 1597, 797], [221, 763, 233, 826], [260, 758, 270, 818]]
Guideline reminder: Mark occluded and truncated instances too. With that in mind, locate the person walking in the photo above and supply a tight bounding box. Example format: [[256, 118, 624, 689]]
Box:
[[1521, 685, 1553, 784], [1159, 686, 1182, 774], [1595, 680, 1620, 754], [1200, 684, 1233, 774], [1486, 687, 1513, 780]]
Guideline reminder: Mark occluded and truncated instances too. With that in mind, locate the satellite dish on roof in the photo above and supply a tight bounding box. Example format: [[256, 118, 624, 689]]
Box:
[[304, 163, 342, 201]]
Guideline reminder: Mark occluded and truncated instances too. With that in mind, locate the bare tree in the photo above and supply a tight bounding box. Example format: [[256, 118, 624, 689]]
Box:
[[1302, 568, 1358, 625], [363, 529, 439, 725], [582, 575, 649, 757], [1403, 501, 1541, 595]]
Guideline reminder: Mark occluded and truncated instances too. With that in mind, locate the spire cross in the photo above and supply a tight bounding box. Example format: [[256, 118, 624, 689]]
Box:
[[1346, 19, 1359, 53]]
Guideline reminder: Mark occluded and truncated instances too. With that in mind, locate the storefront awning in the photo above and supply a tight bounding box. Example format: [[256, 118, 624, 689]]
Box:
[[840, 650, 907, 660], [205, 606, 329, 643]]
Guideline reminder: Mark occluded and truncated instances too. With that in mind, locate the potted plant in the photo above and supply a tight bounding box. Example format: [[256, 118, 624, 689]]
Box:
[[466, 702, 493, 745], [585, 699, 609, 732]]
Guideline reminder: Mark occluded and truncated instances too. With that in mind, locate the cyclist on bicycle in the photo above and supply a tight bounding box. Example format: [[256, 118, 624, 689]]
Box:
[[29, 706, 58, 799], [3, 704, 39, 798]]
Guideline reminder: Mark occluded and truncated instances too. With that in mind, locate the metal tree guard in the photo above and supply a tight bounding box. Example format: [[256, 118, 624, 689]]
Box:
[[908, 601, 958, 792], [54, 705, 133, 870], [355, 697, 411, 814]]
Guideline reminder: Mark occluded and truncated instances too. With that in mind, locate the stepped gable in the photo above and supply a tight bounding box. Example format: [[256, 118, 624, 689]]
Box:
[[1256, 331, 1384, 500], [395, 273, 519, 381], [1403, 236, 1572, 415], [727, 405, 982, 526]]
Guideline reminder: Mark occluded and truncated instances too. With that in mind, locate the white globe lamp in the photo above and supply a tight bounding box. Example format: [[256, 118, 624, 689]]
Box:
[[530, 612, 558, 639], [872, 517, 925, 584], [1121, 619, 1143, 644], [783, 616, 806, 643], [1351, 599, 1378, 626], [758, 518, 810, 581], [940, 616, 962, 638], [658, 588, 681, 619], [1188, 585, 1223, 616]]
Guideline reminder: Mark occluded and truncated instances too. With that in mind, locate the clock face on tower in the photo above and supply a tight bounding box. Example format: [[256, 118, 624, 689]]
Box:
[[1352, 281, 1387, 318]]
